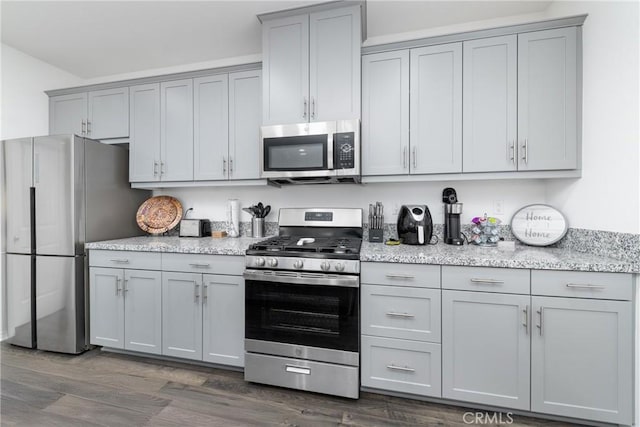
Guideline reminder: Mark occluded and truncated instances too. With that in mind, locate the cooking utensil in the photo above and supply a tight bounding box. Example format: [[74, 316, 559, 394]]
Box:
[[262, 205, 271, 218], [243, 207, 256, 217]]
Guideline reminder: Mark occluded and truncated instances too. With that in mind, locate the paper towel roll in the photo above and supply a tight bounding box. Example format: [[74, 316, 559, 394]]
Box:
[[227, 199, 240, 237]]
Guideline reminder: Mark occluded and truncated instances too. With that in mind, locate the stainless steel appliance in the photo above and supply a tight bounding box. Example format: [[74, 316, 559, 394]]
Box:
[[397, 205, 433, 245], [244, 208, 362, 398], [1, 135, 150, 354], [443, 187, 464, 245], [179, 219, 211, 237], [260, 120, 360, 185]]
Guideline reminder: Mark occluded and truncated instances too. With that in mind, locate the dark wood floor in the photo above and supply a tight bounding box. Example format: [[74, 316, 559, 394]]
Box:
[[1, 343, 578, 427]]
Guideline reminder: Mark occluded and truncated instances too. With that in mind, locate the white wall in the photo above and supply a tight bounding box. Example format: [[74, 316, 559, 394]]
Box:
[[0, 44, 83, 339], [544, 1, 640, 234]]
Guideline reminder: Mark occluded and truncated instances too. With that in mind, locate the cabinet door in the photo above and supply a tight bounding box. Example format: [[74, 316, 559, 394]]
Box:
[[442, 291, 530, 410], [124, 270, 162, 355], [161, 79, 194, 181], [361, 51, 409, 176], [162, 272, 202, 360], [229, 70, 261, 180], [309, 6, 360, 122], [89, 267, 124, 348], [463, 36, 517, 172], [262, 14, 309, 125], [518, 27, 577, 171], [88, 87, 129, 140], [129, 83, 161, 182], [202, 274, 244, 367], [531, 297, 632, 425], [193, 74, 228, 181], [49, 93, 87, 136], [410, 43, 462, 174]]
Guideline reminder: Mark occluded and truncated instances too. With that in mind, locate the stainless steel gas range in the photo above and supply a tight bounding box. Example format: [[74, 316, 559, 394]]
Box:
[[243, 208, 362, 399]]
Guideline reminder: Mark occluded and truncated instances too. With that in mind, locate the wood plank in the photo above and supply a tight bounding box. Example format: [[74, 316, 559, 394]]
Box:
[[0, 379, 64, 409], [1, 396, 102, 427], [44, 395, 153, 427]]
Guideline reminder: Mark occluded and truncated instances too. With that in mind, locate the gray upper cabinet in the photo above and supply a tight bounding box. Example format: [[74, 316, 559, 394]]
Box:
[[463, 35, 517, 172], [160, 79, 194, 182], [123, 269, 162, 355], [194, 74, 229, 181], [262, 5, 361, 125], [518, 27, 577, 171], [129, 83, 161, 182], [50, 88, 129, 140], [410, 43, 462, 174], [162, 271, 203, 361], [531, 296, 632, 425], [361, 51, 409, 176], [442, 290, 531, 410], [88, 87, 129, 140], [229, 70, 262, 180], [50, 93, 87, 136]]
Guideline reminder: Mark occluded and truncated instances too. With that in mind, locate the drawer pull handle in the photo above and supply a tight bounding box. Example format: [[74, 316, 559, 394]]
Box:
[[110, 259, 130, 264], [385, 274, 415, 280], [386, 312, 415, 318], [565, 283, 605, 290], [189, 263, 211, 268], [470, 278, 504, 284], [285, 365, 310, 375], [386, 364, 415, 373]]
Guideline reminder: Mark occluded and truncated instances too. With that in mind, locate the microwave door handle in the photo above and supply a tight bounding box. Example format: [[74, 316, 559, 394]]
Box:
[[327, 134, 334, 170]]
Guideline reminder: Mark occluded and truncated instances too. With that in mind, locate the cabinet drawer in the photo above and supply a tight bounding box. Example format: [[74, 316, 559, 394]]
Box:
[[161, 253, 244, 275], [442, 266, 529, 294], [362, 262, 440, 288], [361, 335, 441, 397], [362, 285, 441, 342], [531, 270, 633, 301], [89, 250, 161, 270]]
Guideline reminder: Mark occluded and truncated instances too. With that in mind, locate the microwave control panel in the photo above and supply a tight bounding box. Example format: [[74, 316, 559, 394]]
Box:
[[333, 132, 355, 169]]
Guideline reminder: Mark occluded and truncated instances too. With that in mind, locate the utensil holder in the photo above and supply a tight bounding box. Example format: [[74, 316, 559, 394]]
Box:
[[369, 229, 384, 243], [252, 218, 265, 238]]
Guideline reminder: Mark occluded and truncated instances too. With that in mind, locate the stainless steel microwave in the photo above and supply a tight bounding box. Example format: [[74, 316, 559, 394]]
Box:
[[260, 119, 360, 185]]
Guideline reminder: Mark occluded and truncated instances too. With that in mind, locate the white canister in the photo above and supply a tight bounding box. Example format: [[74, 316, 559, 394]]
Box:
[[227, 199, 240, 237]]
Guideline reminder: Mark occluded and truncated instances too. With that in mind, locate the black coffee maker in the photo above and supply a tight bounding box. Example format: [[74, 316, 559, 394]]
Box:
[[443, 188, 464, 245], [397, 205, 433, 245]]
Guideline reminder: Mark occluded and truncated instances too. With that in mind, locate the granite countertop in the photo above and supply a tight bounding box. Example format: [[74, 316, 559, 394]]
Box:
[[86, 236, 639, 273]]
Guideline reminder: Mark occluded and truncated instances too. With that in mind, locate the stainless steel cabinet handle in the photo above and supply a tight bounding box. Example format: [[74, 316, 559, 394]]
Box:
[[536, 307, 544, 336], [123, 279, 128, 293], [303, 97, 308, 119], [87, 120, 92, 134], [203, 284, 208, 303], [386, 364, 415, 373], [470, 278, 504, 284], [311, 97, 316, 119], [412, 146, 417, 169], [229, 157, 233, 174], [385, 274, 415, 280], [110, 259, 130, 264], [81, 120, 86, 135], [160, 161, 165, 176], [510, 141, 515, 164], [386, 312, 415, 318], [115, 277, 121, 295], [523, 305, 529, 335], [285, 365, 311, 375], [223, 157, 227, 174], [566, 283, 606, 289], [402, 147, 407, 169], [194, 283, 200, 303], [521, 139, 528, 164], [153, 161, 159, 176], [189, 263, 210, 268]]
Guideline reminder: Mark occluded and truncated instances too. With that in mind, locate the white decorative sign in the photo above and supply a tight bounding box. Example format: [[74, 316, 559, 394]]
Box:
[[511, 204, 568, 246]]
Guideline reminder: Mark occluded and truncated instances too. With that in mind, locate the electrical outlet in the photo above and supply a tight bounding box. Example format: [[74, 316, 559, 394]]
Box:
[[493, 200, 504, 215]]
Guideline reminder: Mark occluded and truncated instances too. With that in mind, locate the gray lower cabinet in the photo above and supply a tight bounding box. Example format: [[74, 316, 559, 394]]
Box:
[[162, 271, 203, 360], [89, 267, 162, 354], [530, 296, 632, 425], [442, 290, 530, 410], [202, 274, 244, 367]]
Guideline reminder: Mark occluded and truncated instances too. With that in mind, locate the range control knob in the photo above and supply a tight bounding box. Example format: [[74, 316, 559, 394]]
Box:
[[293, 260, 304, 269], [255, 257, 266, 267], [335, 263, 345, 272], [268, 258, 278, 267], [320, 261, 331, 271]]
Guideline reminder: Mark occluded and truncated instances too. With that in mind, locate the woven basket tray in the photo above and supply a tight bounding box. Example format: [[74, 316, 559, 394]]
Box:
[[136, 196, 183, 234]]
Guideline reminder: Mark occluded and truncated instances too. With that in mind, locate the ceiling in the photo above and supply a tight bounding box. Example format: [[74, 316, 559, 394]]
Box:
[[1, 1, 553, 79]]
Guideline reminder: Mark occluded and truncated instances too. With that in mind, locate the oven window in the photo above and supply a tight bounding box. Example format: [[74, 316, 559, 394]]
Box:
[[245, 279, 358, 352], [263, 135, 328, 171]]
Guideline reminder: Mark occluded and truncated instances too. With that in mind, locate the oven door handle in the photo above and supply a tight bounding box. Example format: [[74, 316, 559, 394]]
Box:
[[243, 270, 359, 288]]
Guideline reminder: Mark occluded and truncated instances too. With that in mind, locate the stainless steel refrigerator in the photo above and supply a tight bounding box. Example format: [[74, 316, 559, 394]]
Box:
[[2, 135, 150, 354]]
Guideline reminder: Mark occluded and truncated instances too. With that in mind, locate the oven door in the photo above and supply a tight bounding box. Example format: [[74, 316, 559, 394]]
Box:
[[244, 270, 359, 353], [260, 122, 336, 179]]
